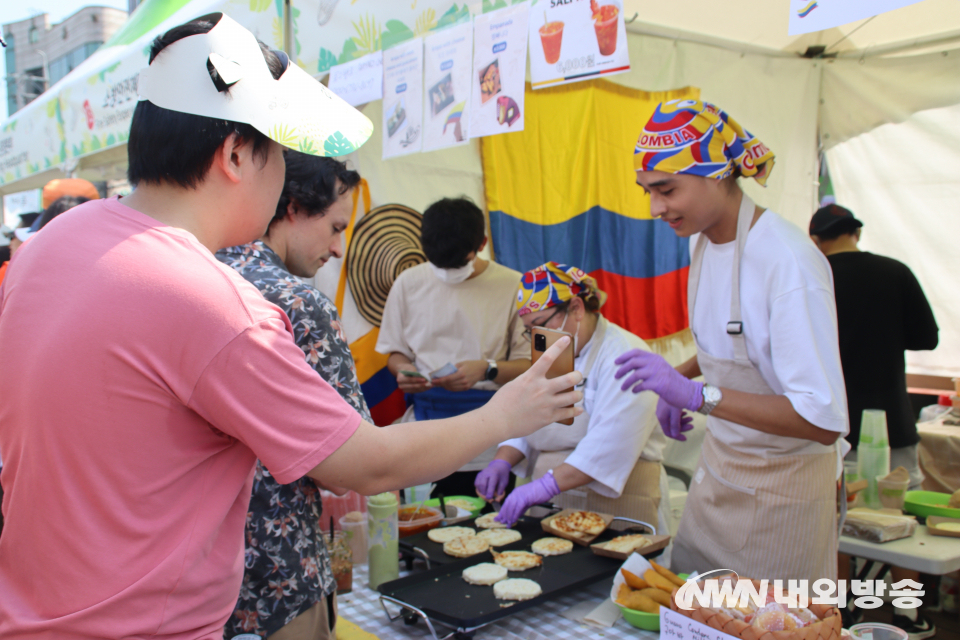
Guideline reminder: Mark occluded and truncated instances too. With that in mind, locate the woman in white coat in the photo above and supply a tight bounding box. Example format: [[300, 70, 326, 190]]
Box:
[[475, 263, 671, 537]]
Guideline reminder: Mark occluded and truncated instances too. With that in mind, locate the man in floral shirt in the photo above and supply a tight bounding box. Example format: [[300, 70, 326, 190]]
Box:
[[217, 151, 369, 640]]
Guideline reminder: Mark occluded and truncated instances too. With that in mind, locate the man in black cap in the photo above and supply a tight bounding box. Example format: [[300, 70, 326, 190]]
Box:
[[810, 203, 939, 639]]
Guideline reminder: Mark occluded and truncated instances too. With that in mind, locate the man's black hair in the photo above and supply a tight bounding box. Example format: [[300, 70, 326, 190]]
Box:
[[813, 219, 861, 241], [38, 196, 89, 229], [420, 197, 485, 269], [127, 15, 285, 189], [270, 151, 361, 230]]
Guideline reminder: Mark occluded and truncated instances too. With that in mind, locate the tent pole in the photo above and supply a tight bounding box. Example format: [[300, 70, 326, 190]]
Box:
[[283, 0, 294, 58]]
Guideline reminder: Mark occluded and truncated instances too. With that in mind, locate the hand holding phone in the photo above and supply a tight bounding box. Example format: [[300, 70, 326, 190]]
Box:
[[397, 369, 431, 393], [531, 326, 576, 425]]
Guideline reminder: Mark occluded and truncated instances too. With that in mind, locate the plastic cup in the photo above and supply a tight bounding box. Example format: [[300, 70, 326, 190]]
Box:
[[404, 483, 435, 503], [858, 446, 890, 509], [539, 21, 564, 65], [859, 409, 890, 448], [322, 531, 353, 594], [849, 623, 909, 640], [593, 5, 619, 56], [339, 512, 368, 565], [877, 474, 910, 510]]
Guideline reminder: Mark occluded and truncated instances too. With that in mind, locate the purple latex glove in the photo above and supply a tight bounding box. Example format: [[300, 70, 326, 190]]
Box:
[[614, 348, 704, 412], [656, 397, 695, 441], [495, 473, 560, 526], [475, 459, 512, 501]]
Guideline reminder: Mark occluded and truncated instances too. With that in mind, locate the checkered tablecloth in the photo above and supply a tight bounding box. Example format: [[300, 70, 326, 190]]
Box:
[[337, 565, 658, 640]]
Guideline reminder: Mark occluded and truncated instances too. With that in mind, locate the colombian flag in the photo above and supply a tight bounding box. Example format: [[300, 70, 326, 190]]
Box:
[[483, 81, 700, 343]]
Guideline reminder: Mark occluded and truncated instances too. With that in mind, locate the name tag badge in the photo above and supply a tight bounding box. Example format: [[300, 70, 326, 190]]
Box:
[[694, 467, 705, 484]]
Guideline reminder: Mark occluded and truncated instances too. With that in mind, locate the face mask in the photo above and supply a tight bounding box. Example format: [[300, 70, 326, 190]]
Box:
[[430, 259, 475, 284], [559, 311, 582, 355]]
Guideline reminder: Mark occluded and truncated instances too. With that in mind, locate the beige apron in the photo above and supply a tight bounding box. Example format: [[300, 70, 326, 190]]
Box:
[[526, 318, 663, 528], [671, 194, 838, 583]]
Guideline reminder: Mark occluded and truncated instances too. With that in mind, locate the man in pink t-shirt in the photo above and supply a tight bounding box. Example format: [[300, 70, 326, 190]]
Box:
[[0, 15, 582, 640]]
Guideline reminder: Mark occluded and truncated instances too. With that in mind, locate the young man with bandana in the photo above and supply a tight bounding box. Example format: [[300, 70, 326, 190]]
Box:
[[616, 100, 849, 582], [377, 197, 532, 498], [476, 263, 671, 540], [0, 16, 582, 639]]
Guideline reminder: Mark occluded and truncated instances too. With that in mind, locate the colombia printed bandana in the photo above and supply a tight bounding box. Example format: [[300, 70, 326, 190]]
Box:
[[633, 99, 775, 186], [517, 262, 607, 317]]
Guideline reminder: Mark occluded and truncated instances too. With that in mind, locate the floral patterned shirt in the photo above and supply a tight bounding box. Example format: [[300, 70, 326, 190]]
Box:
[[216, 241, 371, 639]]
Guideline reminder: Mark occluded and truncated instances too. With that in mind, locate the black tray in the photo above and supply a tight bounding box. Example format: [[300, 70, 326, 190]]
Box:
[[382, 515, 662, 638], [399, 514, 547, 568]]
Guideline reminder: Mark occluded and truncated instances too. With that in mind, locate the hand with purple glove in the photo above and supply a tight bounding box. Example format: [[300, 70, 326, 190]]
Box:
[[656, 397, 695, 441], [475, 459, 512, 501], [614, 348, 704, 412], [495, 473, 560, 526]]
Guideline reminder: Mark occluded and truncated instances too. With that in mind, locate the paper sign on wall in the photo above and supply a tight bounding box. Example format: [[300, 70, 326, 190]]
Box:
[[529, 0, 629, 89], [470, 3, 529, 138], [788, 0, 926, 35], [382, 39, 424, 160], [328, 52, 383, 107], [422, 23, 473, 152]]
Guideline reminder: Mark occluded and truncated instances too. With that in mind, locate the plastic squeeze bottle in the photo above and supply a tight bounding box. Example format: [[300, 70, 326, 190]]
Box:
[[367, 491, 399, 590]]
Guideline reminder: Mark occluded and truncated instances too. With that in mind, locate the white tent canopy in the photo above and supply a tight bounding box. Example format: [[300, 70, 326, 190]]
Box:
[[2, 0, 957, 374]]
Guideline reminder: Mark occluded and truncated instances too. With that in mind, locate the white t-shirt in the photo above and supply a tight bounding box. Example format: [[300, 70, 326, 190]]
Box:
[[376, 260, 530, 470], [692, 211, 849, 459], [502, 318, 666, 498]]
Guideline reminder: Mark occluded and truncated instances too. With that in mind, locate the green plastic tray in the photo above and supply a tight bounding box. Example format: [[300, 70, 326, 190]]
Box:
[[424, 495, 485, 516], [904, 491, 960, 519]]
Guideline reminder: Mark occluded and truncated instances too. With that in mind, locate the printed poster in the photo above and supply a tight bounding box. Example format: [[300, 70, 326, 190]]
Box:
[[470, 3, 529, 138], [382, 38, 424, 160], [422, 23, 473, 152], [788, 0, 926, 35], [528, 0, 629, 89], [328, 51, 384, 107]]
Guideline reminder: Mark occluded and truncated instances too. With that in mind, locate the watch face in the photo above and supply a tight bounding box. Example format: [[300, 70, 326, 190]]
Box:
[[704, 385, 721, 404]]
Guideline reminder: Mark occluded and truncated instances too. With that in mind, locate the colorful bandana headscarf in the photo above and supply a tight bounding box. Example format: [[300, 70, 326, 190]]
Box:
[[633, 99, 775, 186], [516, 262, 607, 317]]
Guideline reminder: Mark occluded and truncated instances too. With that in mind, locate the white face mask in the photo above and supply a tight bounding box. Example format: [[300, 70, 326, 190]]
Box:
[[429, 259, 475, 284], [559, 310, 582, 355]]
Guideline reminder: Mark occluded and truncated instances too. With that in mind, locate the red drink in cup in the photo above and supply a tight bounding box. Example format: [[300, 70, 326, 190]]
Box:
[[539, 21, 564, 65], [593, 5, 619, 56]]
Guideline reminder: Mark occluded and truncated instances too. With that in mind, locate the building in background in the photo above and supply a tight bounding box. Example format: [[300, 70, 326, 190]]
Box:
[[3, 6, 127, 118], [128, 0, 145, 14]]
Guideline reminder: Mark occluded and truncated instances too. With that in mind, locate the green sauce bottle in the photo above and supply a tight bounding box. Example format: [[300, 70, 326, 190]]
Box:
[[367, 492, 399, 590]]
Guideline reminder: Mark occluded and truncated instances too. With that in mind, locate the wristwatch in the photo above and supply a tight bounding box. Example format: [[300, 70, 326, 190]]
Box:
[[697, 383, 722, 415], [485, 359, 499, 381]]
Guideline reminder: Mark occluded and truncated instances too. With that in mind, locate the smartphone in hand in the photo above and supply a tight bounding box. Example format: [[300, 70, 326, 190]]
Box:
[[399, 370, 428, 379], [531, 326, 576, 426]]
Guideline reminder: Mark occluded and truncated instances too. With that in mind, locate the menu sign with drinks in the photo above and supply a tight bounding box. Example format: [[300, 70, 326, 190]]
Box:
[[528, 0, 630, 89], [470, 3, 529, 138]]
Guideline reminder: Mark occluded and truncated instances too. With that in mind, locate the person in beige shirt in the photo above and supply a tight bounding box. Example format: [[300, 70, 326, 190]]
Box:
[[376, 197, 531, 497]]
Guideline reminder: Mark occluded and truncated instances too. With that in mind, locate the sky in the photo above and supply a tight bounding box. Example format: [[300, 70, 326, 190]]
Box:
[[2, 0, 129, 119]]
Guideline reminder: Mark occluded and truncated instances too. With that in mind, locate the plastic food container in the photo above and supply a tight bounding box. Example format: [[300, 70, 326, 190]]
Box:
[[849, 622, 908, 640], [339, 511, 368, 565], [877, 475, 910, 510], [904, 491, 960, 519], [322, 531, 353, 594], [424, 495, 486, 517], [397, 505, 444, 538]]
